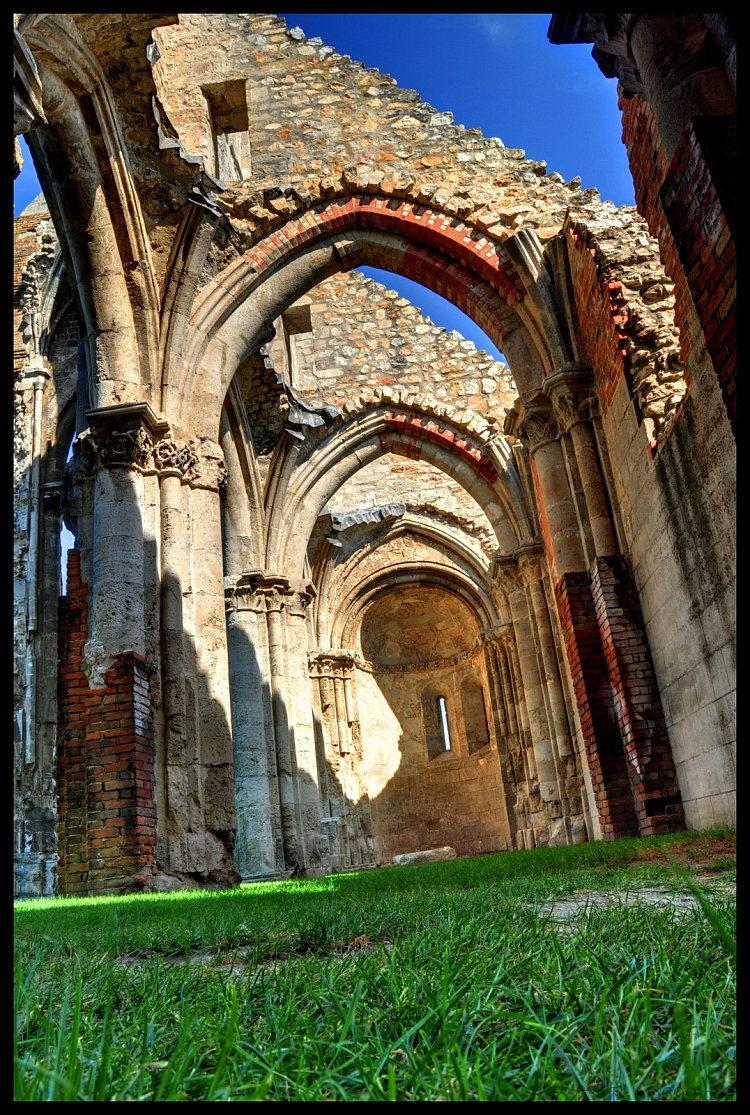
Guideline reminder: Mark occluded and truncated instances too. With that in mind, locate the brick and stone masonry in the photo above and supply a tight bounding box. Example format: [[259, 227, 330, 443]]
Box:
[[620, 93, 735, 436], [57, 549, 157, 894], [12, 14, 735, 894]]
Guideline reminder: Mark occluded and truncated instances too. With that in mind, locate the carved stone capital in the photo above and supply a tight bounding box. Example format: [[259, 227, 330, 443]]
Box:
[[503, 394, 558, 450], [97, 425, 155, 470], [285, 581, 317, 617], [515, 542, 546, 586], [225, 569, 316, 615], [226, 570, 290, 613], [187, 442, 228, 491], [492, 553, 522, 596], [153, 438, 197, 478], [543, 368, 596, 433], [482, 622, 516, 648], [84, 402, 169, 472], [309, 649, 359, 680]]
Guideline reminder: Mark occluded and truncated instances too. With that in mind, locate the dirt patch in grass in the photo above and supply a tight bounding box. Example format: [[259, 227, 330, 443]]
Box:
[[114, 932, 389, 972], [539, 875, 735, 928], [632, 832, 736, 873], [540, 832, 736, 928]]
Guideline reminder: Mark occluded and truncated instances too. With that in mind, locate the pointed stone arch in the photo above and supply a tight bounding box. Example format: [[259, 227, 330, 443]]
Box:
[[261, 401, 533, 576]]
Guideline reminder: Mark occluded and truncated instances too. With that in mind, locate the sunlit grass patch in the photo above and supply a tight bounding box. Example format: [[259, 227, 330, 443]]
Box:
[[14, 828, 735, 1101]]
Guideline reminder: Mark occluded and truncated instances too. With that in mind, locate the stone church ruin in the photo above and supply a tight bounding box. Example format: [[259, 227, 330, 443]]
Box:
[[13, 13, 735, 896]]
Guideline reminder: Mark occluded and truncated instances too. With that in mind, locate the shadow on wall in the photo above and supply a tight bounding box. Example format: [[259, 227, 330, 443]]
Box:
[[228, 615, 326, 880], [229, 613, 515, 881], [53, 451, 242, 894]]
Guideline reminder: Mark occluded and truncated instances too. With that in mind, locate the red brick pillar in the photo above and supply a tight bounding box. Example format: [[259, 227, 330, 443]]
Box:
[[57, 549, 157, 894], [57, 550, 90, 891], [554, 571, 639, 839], [591, 557, 684, 834]]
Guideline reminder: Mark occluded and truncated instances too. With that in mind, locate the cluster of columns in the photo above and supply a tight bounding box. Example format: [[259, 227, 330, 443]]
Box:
[[489, 555, 589, 848], [225, 569, 326, 880], [309, 650, 376, 872], [56, 401, 241, 893], [505, 368, 684, 838], [14, 361, 57, 896]]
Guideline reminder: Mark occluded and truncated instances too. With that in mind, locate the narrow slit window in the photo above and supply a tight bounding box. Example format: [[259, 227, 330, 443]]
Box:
[[436, 696, 452, 751]]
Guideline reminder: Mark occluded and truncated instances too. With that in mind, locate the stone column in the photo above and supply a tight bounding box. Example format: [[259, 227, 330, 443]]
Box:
[[266, 585, 304, 870], [14, 362, 56, 896], [517, 544, 574, 762], [309, 653, 345, 868], [333, 676, 351, 756], [152, 438, 196, 875], [483, 638, 510, 747], [284, 586, 326, 874], [506, 395, 586, 580], [506, 387, 643, 841], [308, 649, 375, 872], [225, 572, 284, 879], [628, 15, 735, 162], [502, 630, 535, 784], [54, 403, 169, 894], [67, 415, 241, 890], [545, 369, 617, 558], [518, 544, 586, 845], [183, 443, 240, 884], [495, 622, 538, 849], [546, 369, 683, 836], [82, 404, 169, 683], [492, 555, 557, 846], [227, 571, 325, 878], [482, 634, 518, 850], [494, 557, 558, 803], [494, 639, 519, 762]]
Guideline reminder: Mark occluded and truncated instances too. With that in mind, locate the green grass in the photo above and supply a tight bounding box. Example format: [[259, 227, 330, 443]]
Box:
[[14, 829, 735, 1101]]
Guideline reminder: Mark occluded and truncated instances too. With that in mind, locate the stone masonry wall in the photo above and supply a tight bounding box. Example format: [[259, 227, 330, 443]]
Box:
[[146, 12, 611, 301], [268, 270, 517, 429], [329, 456, 496, 561], [150, 14, 589, 237], [361, 651, 512, 860], [565, 211, 735, 832], [620, 93, 735, 435]]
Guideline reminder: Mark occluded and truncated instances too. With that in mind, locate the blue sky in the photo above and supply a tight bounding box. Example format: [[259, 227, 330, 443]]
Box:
[[15, 13, 634, 362]]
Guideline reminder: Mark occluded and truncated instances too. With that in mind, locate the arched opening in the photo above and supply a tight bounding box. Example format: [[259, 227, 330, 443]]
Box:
[[356, 265, 508, 363], [60, 435, 75, 594], [346, 579, 513, 860], [169, 200, 559, 439]]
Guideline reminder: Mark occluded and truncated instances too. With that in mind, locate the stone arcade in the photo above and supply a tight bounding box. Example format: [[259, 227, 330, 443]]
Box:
[[13, 14, 735, 896]]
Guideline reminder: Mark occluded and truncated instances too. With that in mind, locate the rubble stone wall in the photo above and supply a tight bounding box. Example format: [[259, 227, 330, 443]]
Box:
[[564, 210, 735, 831], [620, 93, 735, 435]]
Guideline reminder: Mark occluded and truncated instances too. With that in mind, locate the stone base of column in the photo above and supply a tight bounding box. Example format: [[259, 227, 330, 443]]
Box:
[[14, 852, 57, 898]]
